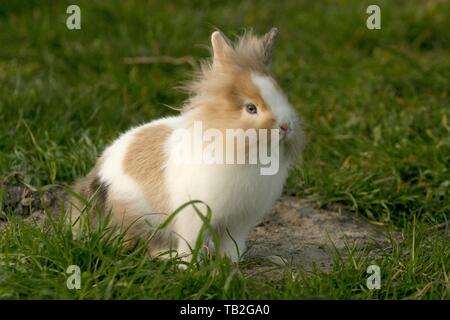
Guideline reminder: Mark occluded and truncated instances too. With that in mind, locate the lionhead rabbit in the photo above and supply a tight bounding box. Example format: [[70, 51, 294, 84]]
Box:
[[69, 28, 304, 263]]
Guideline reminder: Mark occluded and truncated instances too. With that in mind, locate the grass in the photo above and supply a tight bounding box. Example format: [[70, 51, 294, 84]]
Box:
[[0, 0, 449, 299]]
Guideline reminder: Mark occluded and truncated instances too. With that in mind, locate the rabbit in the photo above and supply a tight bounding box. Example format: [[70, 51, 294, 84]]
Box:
[[68, 28, 304, 263]]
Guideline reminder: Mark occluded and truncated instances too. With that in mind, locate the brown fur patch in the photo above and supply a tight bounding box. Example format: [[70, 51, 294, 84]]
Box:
[[182, 68, 279, 164], [123, 124, 173, 214], [107, 197, 151, 237], [69, 157, 108, 228], [187, 70, 276, 131], [181, 30, 303, 163], [182, 30, 280, 136], [183, 30, 276, 112], [232, 31, 273, 74]]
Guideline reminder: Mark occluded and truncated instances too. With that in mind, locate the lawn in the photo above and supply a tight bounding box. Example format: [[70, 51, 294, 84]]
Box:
[[0, 0, 449, 299]]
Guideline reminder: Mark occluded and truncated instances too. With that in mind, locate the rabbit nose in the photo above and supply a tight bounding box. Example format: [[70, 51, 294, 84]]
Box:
[[280, 123, 289, 133]]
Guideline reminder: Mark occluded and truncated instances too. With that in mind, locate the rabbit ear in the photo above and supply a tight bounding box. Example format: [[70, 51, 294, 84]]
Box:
[[263, 27, 279, 65], [211, 31, 233, 68]]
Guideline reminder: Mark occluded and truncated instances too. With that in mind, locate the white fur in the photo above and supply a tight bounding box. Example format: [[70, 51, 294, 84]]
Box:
[[250, 72, 298, 130], [165, 121, 290, 260]]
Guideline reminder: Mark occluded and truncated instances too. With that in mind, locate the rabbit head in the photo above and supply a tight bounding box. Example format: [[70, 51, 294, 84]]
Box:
[[183, 28, 303, 158]]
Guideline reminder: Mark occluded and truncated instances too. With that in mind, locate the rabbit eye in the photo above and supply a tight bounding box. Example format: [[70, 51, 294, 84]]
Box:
[[245, 104, 258, 114]]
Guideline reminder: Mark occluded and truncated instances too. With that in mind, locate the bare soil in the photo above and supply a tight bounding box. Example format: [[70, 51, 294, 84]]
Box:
[[246, 195, 398, 270]]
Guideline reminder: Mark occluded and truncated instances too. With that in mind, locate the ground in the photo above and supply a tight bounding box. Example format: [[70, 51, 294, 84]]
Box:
[[247, 196, 399, 271], [0, 0, 449, 299]]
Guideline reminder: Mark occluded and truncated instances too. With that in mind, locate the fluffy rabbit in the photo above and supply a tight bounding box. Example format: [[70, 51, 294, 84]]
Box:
[[69, 28, 304, 262]]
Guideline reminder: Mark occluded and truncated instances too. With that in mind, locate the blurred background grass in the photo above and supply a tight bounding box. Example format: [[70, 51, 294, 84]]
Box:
[[0, 0, 448, 226]]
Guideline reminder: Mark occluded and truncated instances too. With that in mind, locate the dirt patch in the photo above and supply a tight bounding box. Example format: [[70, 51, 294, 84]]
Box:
[[245, 196, 399, 271], [1, 184, 399, 270], [0, 181, 66, 229]]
